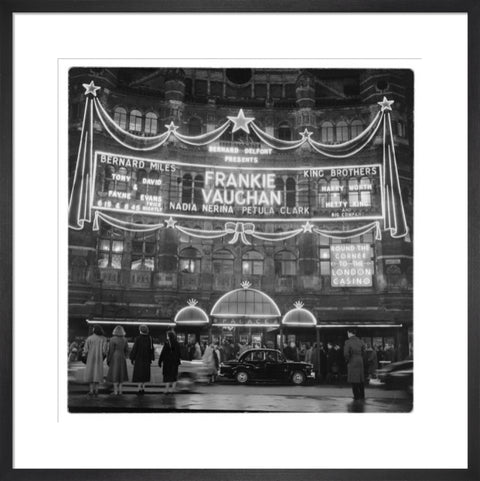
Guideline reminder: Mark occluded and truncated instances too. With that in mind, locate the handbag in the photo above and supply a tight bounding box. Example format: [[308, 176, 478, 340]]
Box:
[[81, 353, 87, 364]]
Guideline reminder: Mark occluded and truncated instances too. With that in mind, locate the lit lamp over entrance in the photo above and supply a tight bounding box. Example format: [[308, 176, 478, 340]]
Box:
[[280, 301, 318, 352], [174, 299, 210, 348]]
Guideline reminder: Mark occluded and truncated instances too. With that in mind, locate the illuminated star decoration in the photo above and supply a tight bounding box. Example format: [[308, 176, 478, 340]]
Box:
[[82, 81, 101, 97], [165, 217, 177, 228], [165, 121, 179, 134], [377, 96, 394, 112], [301, 221, 314, 233], [299, 128, 313, 141], [227, 109, 255, 134]]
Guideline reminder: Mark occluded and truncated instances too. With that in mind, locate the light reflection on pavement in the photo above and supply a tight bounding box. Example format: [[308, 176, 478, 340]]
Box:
[[68, 384, 412, 413]]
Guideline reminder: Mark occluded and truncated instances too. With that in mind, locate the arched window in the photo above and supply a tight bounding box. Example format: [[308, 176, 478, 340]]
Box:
[[144, 112, 158, 135], [242, 250, 264, 276], [193, 175, 204, 206], [321, 121, 334, 143], [318, 179, 328, 208], [336, 121, 349, 142], [179, 247, 201, 274], [348, 178, 359, 205], [213, 249, 234, 276], [278, 122, 292, 141], [274, 250, 297, 276], [113, 107, 127, 129], [116, 167, 128, 192], [286, 177, 296, 207], [359, 177, 372, 206], [188, 117, 202, 136], [129, 109, 143, 132], [181, 174, 193, 203], [97, 227, 124, 269], [131, 232, 156, 271], [351, 119, 364, 138]]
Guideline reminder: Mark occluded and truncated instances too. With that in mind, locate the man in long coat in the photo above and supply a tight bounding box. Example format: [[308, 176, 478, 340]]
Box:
[[343, 328, 366, 401]]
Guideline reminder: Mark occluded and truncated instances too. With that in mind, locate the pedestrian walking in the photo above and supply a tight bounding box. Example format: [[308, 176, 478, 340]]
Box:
[[83, 324, 107, 397], [343, 328, 366, 401], [202, 343, 218, 383], [130, 324, 155, 395], [106, 325, 129, 395], [192, 341, 202, 360], [158, 331, 182, 394]]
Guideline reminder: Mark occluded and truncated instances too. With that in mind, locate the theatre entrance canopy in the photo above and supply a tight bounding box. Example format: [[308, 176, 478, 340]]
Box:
[[210, 281, 281, 328], [174, 299, 210, 326]]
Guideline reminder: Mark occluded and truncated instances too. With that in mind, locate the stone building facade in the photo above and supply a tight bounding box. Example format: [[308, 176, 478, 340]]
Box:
[[68, 67, 413, 358]]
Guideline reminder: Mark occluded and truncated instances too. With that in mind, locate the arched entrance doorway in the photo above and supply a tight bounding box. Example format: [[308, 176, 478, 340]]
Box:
[[210, 281, 281, 354]]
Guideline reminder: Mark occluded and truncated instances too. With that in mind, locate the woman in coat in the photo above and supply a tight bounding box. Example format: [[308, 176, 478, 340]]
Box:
[[202, 343, 218, 383], [130, 324, 155, 395], [343, 328, 366, 401], [158, 331, 181, 394], [83, 324, 107, 397], [106, 325, 129, 395]]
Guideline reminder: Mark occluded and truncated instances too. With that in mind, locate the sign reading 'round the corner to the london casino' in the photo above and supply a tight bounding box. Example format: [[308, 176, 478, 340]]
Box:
[[92, 151, 384, 223]]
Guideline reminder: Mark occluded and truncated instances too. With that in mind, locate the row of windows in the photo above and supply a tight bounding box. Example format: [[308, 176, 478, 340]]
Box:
[[111, 106, 406, 142], [97, 230, 374, 276]]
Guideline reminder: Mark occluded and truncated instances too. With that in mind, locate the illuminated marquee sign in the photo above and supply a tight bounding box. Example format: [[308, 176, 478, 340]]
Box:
[[330, 244, 374, 287], [92, 151, 383, 223], [212, 319, 280, 327], [208, 145, 273, 164]]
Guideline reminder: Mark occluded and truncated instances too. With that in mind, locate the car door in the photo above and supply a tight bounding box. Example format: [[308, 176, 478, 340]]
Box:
[[249, 350, 267, 379], [240, 351, 265, 380], [265, 351, 290, 381]]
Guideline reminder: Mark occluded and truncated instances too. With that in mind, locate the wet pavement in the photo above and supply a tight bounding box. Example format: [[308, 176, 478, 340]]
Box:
[[68, 383, 412, 413]]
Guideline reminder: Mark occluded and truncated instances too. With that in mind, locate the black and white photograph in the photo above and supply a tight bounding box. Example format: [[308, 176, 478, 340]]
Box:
[[67, 67, 414, 413]]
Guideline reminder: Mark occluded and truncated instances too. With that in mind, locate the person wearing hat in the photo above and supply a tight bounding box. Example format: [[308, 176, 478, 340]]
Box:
[[343, 328, 366, 401], [106, 325, 129, 395], [130, 324, 155, 395]]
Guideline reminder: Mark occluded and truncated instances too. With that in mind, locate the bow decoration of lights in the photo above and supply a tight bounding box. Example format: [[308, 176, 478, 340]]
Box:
[[69, 80, 408, 241]]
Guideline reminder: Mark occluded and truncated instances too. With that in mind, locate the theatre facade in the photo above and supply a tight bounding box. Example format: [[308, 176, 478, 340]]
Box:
[[68, 67, 413, 359]]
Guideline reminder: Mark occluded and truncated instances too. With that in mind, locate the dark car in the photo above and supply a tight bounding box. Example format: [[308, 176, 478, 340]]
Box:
[[219, 348, 315, 385], [376, 359, 413, 392]]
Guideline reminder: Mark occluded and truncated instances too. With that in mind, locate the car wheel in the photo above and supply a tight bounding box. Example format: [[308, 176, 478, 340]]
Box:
[[236, 371, 249, 384], [291, 371, 306, 385]]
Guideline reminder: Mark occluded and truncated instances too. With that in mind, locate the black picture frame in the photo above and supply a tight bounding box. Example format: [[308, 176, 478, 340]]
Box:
[[1, 1, 478, 480]]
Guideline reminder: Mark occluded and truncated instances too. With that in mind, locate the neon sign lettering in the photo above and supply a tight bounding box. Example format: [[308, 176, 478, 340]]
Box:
[[330, 244, 374, 287], [92, 151, 383, 223]]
